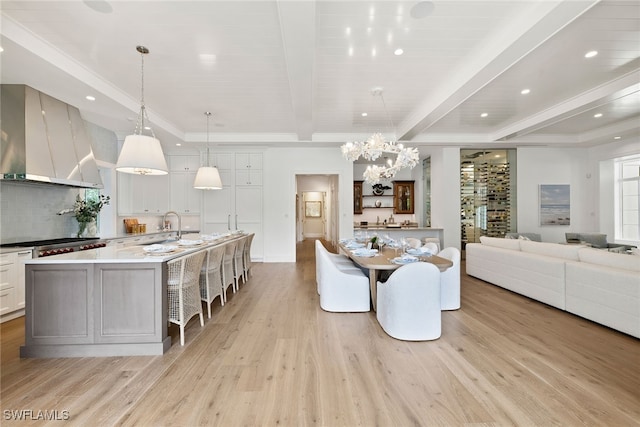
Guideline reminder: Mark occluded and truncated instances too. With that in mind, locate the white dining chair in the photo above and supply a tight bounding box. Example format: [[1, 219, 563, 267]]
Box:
[[376, 262, 441, 341], [423, 242, 439, 254], [437, 247, 461, 310]]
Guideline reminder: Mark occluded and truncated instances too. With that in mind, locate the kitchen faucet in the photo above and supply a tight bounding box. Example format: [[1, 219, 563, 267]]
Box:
[[163, 211, 182, 240]]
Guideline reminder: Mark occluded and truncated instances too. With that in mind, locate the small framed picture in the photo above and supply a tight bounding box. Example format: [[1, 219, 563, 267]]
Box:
[[305, 201, 322, 218]]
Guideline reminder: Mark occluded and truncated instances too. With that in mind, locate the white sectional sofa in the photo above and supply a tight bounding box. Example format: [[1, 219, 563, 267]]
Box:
[[466, 237, 640, 338]]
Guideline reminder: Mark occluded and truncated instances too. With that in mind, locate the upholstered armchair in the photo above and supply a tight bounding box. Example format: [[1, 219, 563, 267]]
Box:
[[315, 240, 370, 312], [376, 262, 441, 341], [437, 247, 461, 310]]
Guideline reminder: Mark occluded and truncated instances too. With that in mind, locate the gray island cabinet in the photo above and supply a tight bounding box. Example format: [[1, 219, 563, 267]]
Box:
[[20, 235, 242, 358]]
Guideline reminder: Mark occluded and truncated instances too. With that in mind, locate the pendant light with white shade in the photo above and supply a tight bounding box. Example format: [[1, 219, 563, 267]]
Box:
[[116, 46, 168, 175], [193, 112, 223, 190]]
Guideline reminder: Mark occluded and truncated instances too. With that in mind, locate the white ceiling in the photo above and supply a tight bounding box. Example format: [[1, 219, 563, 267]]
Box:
[[1, 0, 638, 155]]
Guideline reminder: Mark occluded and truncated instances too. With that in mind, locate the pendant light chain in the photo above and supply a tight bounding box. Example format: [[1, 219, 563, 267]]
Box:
[[205, 111, 212, 167], [134, 46, 155, 138]]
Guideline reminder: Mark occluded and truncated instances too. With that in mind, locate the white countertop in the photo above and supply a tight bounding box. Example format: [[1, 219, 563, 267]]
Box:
[[23, 233, 244, 265]]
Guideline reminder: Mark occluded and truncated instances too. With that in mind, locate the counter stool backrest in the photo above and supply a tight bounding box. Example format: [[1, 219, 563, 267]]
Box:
[[167, 250, 207, 346], [243, 233, 255, 279], [200, 245, 226, 318], [233, 237, 247, 288], [222, 239, 237, 296]]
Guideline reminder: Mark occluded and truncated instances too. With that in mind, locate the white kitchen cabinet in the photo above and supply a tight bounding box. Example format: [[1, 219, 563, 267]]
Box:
[[0, 250, 31, 320], [235, 169, 263, 186], [235, 153, 262, 170], [118, 173, 169, 215], [15, 250, 31, 309], [168, 155, 201, 214], [0, 254, 17, 316], [202, 151, 263, 260], [169, 155, 200, 172]]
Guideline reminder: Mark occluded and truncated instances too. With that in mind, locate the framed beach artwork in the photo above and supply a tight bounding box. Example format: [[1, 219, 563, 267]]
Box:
[[539, 184, 570, 226]]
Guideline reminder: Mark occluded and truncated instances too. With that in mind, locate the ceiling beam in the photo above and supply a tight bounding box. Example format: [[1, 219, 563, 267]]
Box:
[[277, 0, 315, 142], [397, 0, 600, 141]]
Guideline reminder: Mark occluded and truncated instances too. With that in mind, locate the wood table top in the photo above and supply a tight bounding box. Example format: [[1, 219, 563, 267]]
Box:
[[339, 243, 453, 272]]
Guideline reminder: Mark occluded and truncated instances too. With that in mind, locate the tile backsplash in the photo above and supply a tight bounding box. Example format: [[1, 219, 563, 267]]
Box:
[[0, 181, 80, 243]]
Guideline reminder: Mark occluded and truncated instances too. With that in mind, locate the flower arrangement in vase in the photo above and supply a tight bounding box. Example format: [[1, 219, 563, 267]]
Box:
[[73, 194, 110, 237]]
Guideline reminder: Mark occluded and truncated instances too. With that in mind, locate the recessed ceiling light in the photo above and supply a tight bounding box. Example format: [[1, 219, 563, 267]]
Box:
[[520, 88, 530, 95], [614, 136, 621, 140], [480, 113, 488, 118], [394, 48, 404, 56], [144, 126, 152, 130], [175, 143, 181, 147], [199, 54, 216, 65], [85, 95, 96, 101], [348, 47, 354, 56], [372, 48, 377, 57], [593, 113, 603, 118], [362, 112, 368, 117], [585, 50, 598, 58], [0, 47, 4, 53], [345, 27, 351, 36]]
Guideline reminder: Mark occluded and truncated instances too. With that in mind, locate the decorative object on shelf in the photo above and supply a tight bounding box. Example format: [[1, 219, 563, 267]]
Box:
[[375, 200, 382, 208], [73, 194, 110, 237], [372, 183, 391, 196], [116, 46, 168, 176], [341, 88, 419, 184], [193, 111, 223, 190]]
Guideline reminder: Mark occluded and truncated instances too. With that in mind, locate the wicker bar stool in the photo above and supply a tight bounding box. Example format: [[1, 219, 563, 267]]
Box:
[[222, 239, 237, 300], [233, 236, 247, 289], [167, 250, 206, 346], [200, 245, 225, 318], [243, 233, 255, 280]]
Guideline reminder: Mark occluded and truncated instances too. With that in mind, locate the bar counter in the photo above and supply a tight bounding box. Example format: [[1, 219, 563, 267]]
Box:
[[20, 233, 245, 358], [353, 227, 444, 248]]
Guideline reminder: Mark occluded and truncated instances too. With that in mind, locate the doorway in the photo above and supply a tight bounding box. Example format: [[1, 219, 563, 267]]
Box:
[[295, 175, 339, 246]]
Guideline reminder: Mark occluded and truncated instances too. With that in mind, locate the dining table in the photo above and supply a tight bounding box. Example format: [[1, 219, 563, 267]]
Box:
[[338, 242, 453, 311]]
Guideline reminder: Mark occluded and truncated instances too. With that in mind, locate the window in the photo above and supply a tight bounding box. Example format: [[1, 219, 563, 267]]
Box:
[[615, 156, 640, 241]]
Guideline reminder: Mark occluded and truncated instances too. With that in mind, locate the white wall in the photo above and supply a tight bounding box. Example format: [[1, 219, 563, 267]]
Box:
[[263, 147, 353, 262], [428, 147, 461, 249], [516, 147, 591, 243]]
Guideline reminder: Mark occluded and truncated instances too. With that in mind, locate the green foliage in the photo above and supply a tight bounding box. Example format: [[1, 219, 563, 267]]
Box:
[[74, 194, 110, 223]]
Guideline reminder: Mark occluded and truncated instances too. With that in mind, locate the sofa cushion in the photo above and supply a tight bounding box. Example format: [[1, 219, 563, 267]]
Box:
[[519, 240, 582, 261], [479, 236, 521, 251], [578, 247, 640, 272]]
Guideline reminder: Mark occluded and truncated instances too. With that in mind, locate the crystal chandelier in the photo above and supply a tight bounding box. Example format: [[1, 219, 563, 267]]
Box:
[[341, 89, 419, 184]]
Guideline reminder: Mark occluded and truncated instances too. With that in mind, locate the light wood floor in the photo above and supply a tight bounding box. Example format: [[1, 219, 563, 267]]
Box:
[[1, 239, 639, 426]]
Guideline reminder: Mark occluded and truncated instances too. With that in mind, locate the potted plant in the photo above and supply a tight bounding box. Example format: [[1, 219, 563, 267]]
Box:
[[74, 194, 110, 237]]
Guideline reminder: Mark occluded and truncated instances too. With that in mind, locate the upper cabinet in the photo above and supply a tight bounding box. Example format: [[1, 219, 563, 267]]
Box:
[[168, 155, 201, 214], [353, 181, 363, 214], [118, 173, 169, 215], [393, 181, 414, 214], [235, 153, 263, 186]]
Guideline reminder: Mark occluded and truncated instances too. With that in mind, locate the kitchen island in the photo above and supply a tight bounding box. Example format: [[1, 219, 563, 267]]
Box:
[[20, 233, 245, 358]]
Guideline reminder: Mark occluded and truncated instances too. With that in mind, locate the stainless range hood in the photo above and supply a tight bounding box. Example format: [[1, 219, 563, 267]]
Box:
[[1, 84, 103, 188]]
